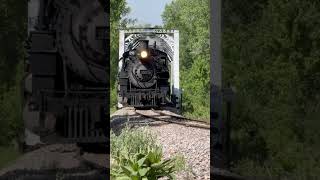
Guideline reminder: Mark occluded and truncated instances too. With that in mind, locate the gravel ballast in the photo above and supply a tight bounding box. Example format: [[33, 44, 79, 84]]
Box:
[[149, 123, 210, 180], [110, 108, 210, 180]]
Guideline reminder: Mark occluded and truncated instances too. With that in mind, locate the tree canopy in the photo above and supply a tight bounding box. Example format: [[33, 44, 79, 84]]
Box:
[[0, 0, 26, 146], [223, 0, 320, 178], [162, 0, 210, 119]]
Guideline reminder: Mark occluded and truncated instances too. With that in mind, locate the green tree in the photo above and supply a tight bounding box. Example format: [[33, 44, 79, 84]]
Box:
[[162, 0, 210, 119], [110, 0, 135, 86], [0, 0, 26, 146], [0, 0, 26, 85], [223, 0, 320, 178], [110, 0, 135, 111]]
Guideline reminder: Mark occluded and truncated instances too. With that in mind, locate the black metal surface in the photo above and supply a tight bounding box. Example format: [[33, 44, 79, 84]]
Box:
[[24, 0, 109, 145], [118, 43, 172, 107]]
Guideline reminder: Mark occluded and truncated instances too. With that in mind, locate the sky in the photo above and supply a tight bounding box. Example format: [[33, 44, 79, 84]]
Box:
[[125, 0, 173, 26]]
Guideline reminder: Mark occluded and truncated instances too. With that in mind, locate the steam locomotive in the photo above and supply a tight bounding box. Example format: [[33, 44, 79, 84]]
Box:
[[23, 0, 109, 147], [117, 38, 173, 108]]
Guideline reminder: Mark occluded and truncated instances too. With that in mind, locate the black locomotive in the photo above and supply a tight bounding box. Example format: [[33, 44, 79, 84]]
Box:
[[24, 0, 109, 146], [118, 39, 173, 108]]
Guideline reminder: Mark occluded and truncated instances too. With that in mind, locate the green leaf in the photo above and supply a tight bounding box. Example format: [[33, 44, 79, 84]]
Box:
[[135, 153, 146, 160], [138, 167, 150, 176], [121, 165, 136, 175], [137, 157, 147, 167], [115, 176, 131, 180], [131, 175, 139, 180], [151, 159, 173, 169]]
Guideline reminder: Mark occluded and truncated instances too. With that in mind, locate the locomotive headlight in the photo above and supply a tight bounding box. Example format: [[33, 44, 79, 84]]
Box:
[[140, 50, 148, 59]]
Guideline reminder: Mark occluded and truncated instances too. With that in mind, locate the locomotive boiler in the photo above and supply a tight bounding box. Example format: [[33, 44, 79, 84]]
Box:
[[117, 29, 181, 110], [24, 0, 109, 147]]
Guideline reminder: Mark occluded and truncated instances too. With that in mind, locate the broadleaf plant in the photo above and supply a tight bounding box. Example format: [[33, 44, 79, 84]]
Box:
[[111, 127, 184, 180]]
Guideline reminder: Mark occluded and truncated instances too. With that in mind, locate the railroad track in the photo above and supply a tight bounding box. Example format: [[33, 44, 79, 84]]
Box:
[[110, 107, 210, 130]]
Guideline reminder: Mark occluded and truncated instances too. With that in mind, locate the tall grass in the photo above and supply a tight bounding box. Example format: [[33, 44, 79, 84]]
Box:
[[111, 127, 160, 158]]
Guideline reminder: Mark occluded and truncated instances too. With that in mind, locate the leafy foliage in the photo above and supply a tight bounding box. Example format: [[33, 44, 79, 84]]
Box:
[[0, 62, 23, 145], [110, 0, 136, 85], [110, 0, 136, 111], [0, 0, 26, 146], [0, 0, 26, 84], [111, 127, 160, 158], [163, 0, 320, 178], [110, 127, 185, 180], [222, 0, 320, 178], [162, 0, 210, 119], [111, 150, 176, 180]]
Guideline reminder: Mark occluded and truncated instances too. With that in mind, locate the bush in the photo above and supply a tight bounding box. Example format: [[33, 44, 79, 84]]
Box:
[[110, 127, 185, 180]]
